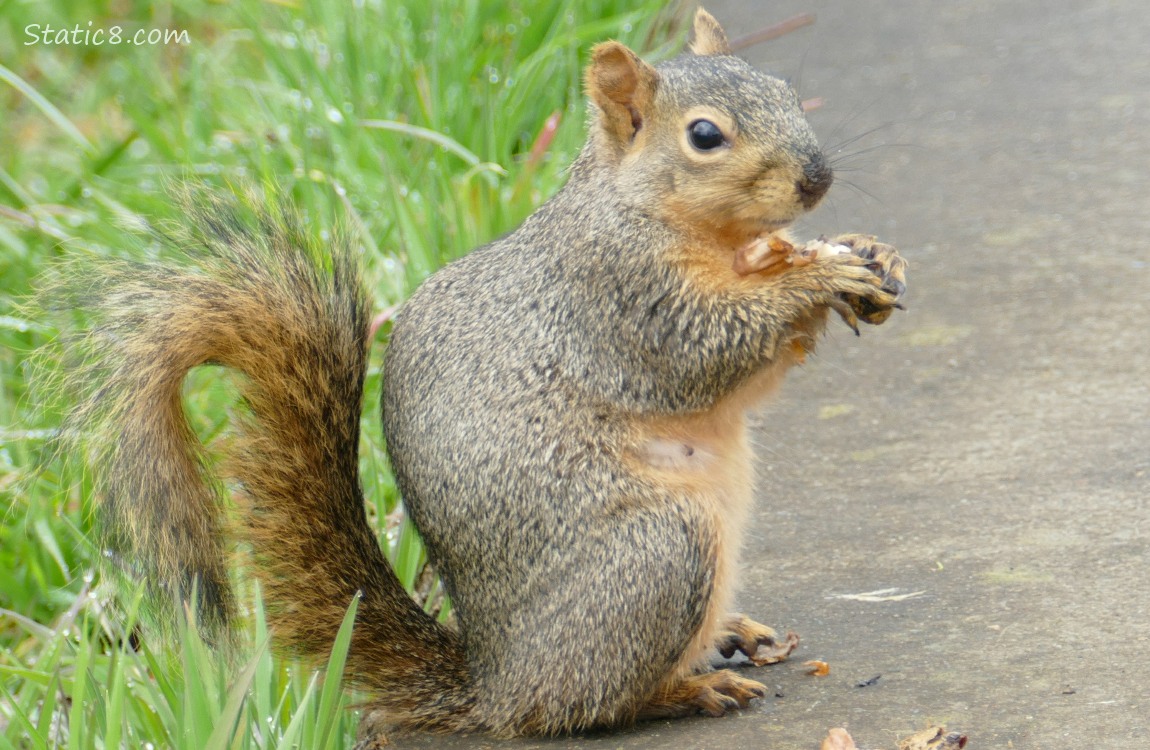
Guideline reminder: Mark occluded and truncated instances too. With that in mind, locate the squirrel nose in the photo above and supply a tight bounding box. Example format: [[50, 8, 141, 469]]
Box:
[[797, 153, 833, 208]]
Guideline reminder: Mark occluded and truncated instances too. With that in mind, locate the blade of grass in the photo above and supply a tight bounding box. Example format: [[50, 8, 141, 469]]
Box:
[[62, 131, 140, 202], [314, 593, 359, 748], [392, 513, 426, 591], [0, 680, 47, 750], [360, 119, 506, 176], [250, 583, 276, 733], [33, 673, 60, 745], [0, 64, 94, 155], [178, 603, 221, 749], [67, 619, 92, 750], [204, 637, 268, 750], [103, 621, 137, 750], [276, 672, 319, 748]]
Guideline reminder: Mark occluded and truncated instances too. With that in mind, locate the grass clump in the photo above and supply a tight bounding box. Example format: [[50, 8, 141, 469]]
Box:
[[0, 0, 681, 744]]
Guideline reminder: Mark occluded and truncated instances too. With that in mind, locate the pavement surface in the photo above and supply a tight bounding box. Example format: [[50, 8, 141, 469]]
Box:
[[396, 2, 1150, 748]]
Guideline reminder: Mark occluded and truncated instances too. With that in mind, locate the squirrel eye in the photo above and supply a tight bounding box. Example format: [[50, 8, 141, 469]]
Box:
[[687, 119, 726, 151]]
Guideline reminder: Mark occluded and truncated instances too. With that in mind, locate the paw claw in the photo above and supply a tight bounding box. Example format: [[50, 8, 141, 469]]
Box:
[[828, 296, 862, 334]]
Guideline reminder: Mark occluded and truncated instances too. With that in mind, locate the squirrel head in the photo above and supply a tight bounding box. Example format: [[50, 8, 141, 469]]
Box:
[[584, 8, 831, 247]]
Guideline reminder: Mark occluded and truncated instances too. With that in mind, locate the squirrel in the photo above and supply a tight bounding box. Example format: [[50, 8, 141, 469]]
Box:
[[46, 8, 906, 744]]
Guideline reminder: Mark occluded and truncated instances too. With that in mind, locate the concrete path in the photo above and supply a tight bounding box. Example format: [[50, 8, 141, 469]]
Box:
[[397, 1, 1149, 747]]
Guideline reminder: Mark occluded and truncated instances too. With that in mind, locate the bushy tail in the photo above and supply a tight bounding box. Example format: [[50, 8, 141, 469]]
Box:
[[40, 189, 473, 730]]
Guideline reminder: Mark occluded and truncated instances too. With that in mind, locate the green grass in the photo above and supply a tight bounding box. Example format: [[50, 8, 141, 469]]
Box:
[[0, 0, 681, 745]]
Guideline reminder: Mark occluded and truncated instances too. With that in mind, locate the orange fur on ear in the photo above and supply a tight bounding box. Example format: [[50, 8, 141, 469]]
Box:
[[586, 41, 659, 146], [689, 8, 732, 56]]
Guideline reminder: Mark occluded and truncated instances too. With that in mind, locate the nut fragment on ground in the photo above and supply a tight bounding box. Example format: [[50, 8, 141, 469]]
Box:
[[819, 726, 968, 750], [821, 727, 858, 750], [749, 629, 800, 665], [803, 659, 831, 676], [897, 726, 968, 750]]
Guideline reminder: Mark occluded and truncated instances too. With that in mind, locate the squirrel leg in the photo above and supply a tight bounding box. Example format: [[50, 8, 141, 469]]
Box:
[[470, 497, 722, 736], [714, 614, 800, 666], [639, 669, 767, 719]]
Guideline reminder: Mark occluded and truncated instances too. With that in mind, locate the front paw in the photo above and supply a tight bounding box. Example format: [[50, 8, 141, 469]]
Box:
[[827, 234, 907, 326]]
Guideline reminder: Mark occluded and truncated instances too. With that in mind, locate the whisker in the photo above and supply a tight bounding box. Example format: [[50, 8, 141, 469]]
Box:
[[824, 122, 899, 155], [835, 178, 886, 208], [820, 98, 886, 151], [830, 142, 923, 165]]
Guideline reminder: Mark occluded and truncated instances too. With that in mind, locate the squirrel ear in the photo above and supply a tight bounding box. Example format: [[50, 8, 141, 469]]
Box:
[[689, 8, 732, 56], [586, 41, 659, 145]]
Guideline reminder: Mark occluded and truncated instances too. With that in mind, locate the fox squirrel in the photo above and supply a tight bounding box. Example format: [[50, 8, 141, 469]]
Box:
[[47, 8, 906, 743]]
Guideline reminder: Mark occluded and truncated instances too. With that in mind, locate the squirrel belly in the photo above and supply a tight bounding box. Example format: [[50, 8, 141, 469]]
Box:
[[47, 7, 906, 744]]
